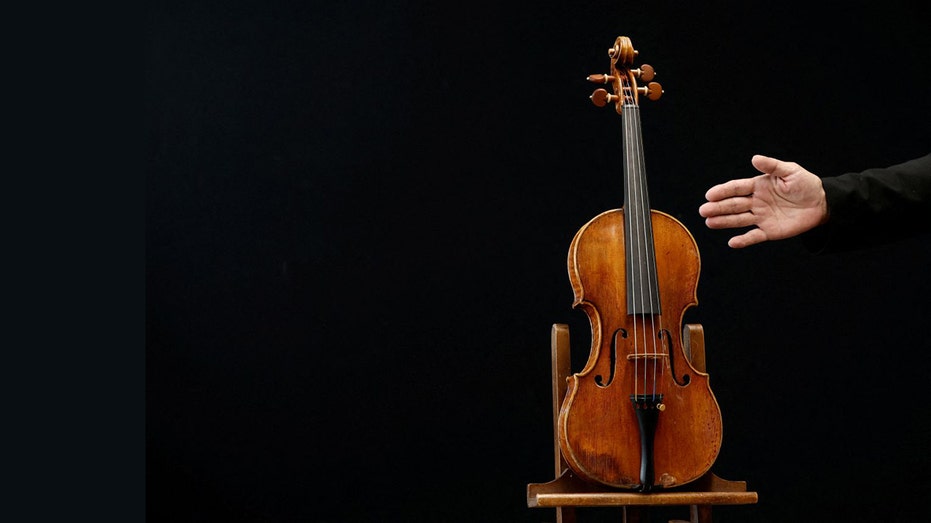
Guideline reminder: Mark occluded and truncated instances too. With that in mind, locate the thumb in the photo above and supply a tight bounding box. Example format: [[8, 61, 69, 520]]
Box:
[[751, 154, 798, 180]]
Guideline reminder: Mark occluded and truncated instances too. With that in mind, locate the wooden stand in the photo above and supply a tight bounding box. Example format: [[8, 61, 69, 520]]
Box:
[[527, 324, 758, 522]]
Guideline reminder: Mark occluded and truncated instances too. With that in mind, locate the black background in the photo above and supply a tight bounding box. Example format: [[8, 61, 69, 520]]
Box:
[[146, 1, 931, 521]]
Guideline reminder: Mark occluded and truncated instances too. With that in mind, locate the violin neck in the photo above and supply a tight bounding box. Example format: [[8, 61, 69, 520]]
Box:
[[622, 103, 662, 315]]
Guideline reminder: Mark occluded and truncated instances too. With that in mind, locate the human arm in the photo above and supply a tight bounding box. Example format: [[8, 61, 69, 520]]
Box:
[[698, 154, 828, 248], [806, 153, 931, 252], [698, 153, 931, 251]]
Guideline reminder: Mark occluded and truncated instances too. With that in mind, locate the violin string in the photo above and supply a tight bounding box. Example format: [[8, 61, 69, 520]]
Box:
[[626, 76, 662, 402], [635, 101, 661, 400], [623, 76, 648, 400], [631, 102, 652, 400], [628, 105, 643, 398], [622, 77, 640, 399], [628, 103, 648, 400], [640, 103, 662, 401]]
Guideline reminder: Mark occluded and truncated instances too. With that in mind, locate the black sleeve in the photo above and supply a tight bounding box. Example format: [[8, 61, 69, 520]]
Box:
[[801, 153, 931, 253]]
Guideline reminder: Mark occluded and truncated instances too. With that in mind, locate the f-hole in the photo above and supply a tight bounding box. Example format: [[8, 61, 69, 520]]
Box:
[[660, 329, 690, 386], [596, 327, 627, 387]]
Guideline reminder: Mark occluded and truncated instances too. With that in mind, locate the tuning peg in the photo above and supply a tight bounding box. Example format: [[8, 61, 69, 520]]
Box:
[[638, 82, 663, 101], [588, 67, 655, 84], [590, 88, 617, 107], [586, 74, 611, 84], [634, 64, 655, 81]]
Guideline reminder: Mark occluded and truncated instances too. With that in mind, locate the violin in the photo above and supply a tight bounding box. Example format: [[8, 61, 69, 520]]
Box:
[[556, 36, 723, 491]]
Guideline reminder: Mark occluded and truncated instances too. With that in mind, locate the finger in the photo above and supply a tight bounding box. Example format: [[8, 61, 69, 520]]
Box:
[[698, 196, 753, 218], [750, 154, 778, 174], [704, 212, 757, 230], [704, 178, 756, 202], [751, 154, 796, 179], [727, 228, 768, 249]]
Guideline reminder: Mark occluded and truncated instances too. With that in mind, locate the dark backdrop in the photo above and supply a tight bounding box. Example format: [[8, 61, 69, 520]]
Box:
[[146, 1, 931, 521]]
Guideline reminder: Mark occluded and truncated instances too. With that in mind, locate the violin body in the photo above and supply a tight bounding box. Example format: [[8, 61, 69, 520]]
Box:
[[556, 36, 723, 490], [557, 208, 722, 489]]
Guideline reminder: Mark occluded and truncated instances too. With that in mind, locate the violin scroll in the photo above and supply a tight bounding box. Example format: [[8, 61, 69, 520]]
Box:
[[587, 36, 663, 113]]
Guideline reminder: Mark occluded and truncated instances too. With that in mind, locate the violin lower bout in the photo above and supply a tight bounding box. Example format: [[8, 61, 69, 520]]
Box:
[[558, 370, 723, 489]]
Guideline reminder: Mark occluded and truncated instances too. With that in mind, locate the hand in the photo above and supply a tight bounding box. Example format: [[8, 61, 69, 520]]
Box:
[[698, 155, 828, 248]]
